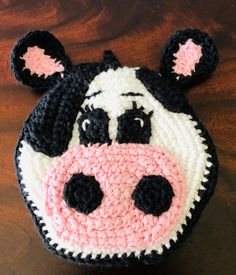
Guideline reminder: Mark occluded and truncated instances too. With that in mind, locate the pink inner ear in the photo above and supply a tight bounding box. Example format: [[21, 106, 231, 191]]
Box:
[[172, 38, 202, 78], [20, 46, 65, 78]]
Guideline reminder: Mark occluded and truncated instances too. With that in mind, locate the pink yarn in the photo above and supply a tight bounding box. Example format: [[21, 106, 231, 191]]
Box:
[[43, 143, 186, 252], [20, 46, 64, 78], [172, 39, 202, 77]]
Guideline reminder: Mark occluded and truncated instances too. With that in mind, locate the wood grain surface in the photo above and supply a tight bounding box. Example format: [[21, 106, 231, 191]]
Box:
[[0, 1, 236, 274]]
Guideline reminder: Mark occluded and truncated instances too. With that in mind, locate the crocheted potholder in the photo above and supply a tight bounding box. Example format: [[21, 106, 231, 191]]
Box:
[[11, 29, 218, 266]]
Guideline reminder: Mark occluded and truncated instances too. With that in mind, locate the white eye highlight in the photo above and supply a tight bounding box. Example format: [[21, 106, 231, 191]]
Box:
[[82, 119, 90, 131], [134, 117, 144, 127]]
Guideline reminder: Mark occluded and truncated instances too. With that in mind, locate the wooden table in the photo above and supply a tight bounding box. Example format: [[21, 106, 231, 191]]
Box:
[[0, 1, 235, 274]]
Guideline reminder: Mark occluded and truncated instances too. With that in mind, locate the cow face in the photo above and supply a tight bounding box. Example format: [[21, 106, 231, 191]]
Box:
[[12, 29, 218, 266]]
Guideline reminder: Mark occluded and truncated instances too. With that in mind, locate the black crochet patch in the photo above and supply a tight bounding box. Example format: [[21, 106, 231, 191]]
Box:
[[132, 175, 174, 216], [117, 102, 153, 144], [22, 62, 118, 157], [78, 107, 111, 146], [63, 173, 103, 214], [136, 68, 190, 113]]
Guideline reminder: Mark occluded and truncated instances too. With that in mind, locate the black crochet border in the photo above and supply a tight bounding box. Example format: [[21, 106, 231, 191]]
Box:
[[14, 104, 218, 267]]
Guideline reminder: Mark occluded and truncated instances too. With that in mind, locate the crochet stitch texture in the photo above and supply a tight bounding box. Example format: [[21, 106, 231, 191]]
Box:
[[11, 28, 218, 266]]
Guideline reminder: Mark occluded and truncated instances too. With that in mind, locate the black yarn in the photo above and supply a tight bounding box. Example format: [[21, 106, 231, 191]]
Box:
[[117, 103, 153, 144], [15, 32, 214, 157], [103, 50, 121, 68], [132, 175, 174, 216], [14, 108, 218, 266], [161, 28, 219, 88], [12, 29, 219, 266], [63, 173, 103, 214], [136, 68, 190, 114], [85, 90, 102, 99], [22, 62, 118, 157], [78, 107, 111, 146], [14, 99, 218, 266], [11, 30, 72, 91], [22, 64, 192, 157], [120, 92, 143, 97]]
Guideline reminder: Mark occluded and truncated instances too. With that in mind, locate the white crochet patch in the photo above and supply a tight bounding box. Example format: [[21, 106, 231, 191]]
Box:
[[18, 67, 211, 258]]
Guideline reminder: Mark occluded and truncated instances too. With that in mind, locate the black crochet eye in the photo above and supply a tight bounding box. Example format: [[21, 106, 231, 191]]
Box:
[[78, 107, 111, 146], [117, 102, 153, 144]]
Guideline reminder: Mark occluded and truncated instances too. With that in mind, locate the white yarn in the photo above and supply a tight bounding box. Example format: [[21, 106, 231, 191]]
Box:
[[18, 67, 212, 257]]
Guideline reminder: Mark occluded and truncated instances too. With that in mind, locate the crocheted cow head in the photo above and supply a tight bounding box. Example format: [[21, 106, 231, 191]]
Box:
[[12, 29, 218, 266]]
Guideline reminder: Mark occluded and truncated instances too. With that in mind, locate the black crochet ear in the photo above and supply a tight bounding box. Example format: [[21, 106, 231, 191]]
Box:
[[11, 30, 71, 91], [161, 29, 218, 88]]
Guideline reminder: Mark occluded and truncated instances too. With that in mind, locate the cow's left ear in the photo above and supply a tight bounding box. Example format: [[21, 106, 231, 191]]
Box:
[[160, 29, 218, 88], [11, 30, 71, 91]]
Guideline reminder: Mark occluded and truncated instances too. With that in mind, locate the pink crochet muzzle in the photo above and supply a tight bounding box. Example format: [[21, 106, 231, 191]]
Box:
[[43, 143, 186, 252]]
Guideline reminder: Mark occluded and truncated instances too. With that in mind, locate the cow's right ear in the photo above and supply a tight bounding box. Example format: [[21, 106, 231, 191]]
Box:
[[11, 30, 71, 91]]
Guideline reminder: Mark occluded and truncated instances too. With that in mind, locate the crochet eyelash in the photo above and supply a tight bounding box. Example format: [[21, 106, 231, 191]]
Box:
[[131, 101, 154, 117], [80, 104, 95, 113]]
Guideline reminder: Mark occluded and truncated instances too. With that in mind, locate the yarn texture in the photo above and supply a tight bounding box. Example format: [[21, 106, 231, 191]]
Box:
[[63, 173, 104, 214], [132, 175, 174, 216], [12, 28, 218, 266]]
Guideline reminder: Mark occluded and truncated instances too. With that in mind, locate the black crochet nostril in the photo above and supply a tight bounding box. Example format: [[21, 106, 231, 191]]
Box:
[[132, 175, 174, 216], [63, 173, 103, 215]]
